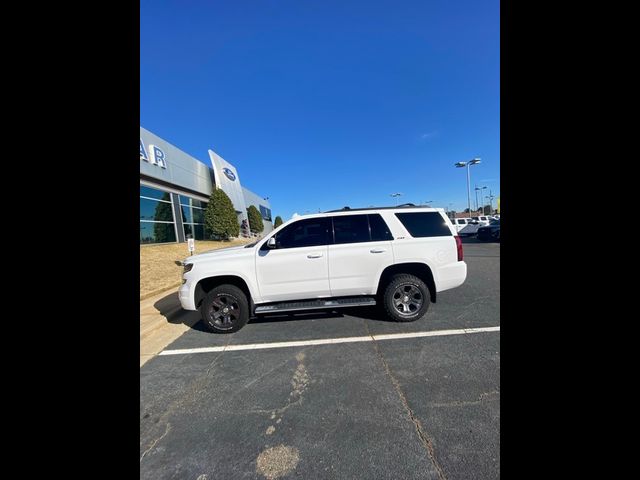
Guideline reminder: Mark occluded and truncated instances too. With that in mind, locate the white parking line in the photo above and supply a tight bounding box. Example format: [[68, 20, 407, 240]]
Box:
[[158, 326, 500, 356]]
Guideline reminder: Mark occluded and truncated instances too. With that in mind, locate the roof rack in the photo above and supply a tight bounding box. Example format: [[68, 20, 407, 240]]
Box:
[[325, 203, 426, 213]]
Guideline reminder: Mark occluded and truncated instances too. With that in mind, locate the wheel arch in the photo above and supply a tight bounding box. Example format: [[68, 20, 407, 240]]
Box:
[[194, 275, 254, 310], [376, 263, 437, 303]]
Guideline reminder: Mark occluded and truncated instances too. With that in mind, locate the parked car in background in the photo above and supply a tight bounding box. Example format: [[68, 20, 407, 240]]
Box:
[[452, 217, 472, 233], [471, 215, 491, 225], [477, 219, 500, 242], [458, 220, 482, 237]]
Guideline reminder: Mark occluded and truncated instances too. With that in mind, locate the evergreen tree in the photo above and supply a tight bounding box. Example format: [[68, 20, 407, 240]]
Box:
[[273, 216, 283, 228], [204, 188, 239, 240], [247, 205, 264, 234]]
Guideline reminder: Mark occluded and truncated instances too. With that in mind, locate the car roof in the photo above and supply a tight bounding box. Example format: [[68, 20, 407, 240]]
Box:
[[291, 205, 446, 221]]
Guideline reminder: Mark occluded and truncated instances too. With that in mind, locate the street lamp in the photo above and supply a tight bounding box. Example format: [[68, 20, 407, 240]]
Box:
[[475, 186, 487, 213], [455, 158, 481, 218], [390, 192, 402, 205], [423, 200, 434, 207]]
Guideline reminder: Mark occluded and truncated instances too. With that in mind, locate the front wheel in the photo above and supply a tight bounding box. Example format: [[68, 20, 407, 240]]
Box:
[[382, 274, 430, 322], [200, 284, 249, 333]]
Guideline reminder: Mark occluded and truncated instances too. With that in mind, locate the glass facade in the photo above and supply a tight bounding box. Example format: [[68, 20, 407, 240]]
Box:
[[259, 205, 272, 222], [140, 185, 177, 244], [180, 195, 209, 240]]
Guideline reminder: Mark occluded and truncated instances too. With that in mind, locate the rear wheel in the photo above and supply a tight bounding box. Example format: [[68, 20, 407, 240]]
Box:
[[200, 284, 249, 333], [382, 274, 430, 322]]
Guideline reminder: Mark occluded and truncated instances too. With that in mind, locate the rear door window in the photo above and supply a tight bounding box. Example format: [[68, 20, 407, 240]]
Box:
[[394, 212, 451, 237], [332, 215, 370, 244]]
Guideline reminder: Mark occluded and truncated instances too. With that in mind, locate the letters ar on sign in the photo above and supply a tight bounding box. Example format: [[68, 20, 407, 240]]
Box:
[[140, 138, 167, 169]]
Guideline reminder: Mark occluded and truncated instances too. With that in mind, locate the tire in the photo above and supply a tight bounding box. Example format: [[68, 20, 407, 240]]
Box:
[[382, 274, 430, 322], [200, 284, 249, 333]]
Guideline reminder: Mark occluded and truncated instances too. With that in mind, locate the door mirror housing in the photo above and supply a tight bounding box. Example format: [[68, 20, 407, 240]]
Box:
[[267, 237, 276, 248]]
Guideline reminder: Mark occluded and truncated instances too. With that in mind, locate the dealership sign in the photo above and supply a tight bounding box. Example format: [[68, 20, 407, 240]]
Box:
[[223, 167, 236, 181], [140, 138, 167, 169]]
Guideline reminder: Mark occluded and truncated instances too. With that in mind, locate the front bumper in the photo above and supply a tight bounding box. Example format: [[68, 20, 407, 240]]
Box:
[[179, 282, 197, 310]]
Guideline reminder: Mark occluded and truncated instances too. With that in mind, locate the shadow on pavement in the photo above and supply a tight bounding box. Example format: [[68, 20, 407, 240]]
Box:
[[250, 305, 393, 325], [152, 291, 196, 325], [153, 293, 401, 334], [461, 236, 499, 244]]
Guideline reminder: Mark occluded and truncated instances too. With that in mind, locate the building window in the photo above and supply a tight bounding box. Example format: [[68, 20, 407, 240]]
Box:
[[180, 195, 209, 240], [259, 205, 272, 221], [140, 185, 177, 244]]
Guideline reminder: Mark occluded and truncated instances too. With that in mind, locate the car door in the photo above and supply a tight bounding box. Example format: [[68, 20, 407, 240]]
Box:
[[327, 213, 394, 296], [255, 217, 332, 302]]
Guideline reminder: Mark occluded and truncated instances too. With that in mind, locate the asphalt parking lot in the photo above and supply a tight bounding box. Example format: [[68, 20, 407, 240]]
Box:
[[140, 240, 500, 480]]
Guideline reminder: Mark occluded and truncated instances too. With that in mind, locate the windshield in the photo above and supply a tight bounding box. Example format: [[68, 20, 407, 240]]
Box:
[[244, 241, 257, 248], [489, 219, 500, 225]]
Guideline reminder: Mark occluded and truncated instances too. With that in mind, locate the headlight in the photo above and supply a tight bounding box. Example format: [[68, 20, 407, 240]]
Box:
[[183, 263, 194, 274]]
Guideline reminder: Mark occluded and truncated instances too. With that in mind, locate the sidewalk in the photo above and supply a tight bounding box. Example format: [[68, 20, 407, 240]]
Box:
[[140, 287, 200, 367]]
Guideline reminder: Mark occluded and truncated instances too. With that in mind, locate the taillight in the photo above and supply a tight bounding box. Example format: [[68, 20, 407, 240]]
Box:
[[455, 235, 463, 261]]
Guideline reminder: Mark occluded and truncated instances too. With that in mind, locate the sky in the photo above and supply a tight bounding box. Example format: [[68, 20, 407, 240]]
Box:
[[141, 0, 499, 220]]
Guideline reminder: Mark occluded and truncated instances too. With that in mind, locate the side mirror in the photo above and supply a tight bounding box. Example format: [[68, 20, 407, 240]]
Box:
[[267, 237, 276, 248]]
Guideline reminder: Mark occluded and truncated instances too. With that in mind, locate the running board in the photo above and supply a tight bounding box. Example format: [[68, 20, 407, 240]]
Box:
[[254, 296, 376, 314]]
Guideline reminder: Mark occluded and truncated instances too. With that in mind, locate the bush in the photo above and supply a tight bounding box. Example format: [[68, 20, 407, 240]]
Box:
[[204, 188, 239, 240], [273, 216, 283, 228], [247, 205, 264, 234]]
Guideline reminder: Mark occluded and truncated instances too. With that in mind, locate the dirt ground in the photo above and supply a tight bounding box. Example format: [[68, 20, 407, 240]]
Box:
[[140, 238, 253, 300]]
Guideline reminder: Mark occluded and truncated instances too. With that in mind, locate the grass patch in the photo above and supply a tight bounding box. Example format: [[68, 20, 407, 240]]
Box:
[[140, 238, 253, 300]]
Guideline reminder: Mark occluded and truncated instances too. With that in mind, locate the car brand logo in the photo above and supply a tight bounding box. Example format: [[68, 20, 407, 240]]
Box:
[[223, 168, 236, 181]]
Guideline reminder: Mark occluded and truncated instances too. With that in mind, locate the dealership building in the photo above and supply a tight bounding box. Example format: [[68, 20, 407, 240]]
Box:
[[140, 126, 273, 244]]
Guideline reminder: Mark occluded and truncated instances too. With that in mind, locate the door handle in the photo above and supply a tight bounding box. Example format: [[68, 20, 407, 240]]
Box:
[[307, 253, 323, 258], [370, 249, 386, 253]]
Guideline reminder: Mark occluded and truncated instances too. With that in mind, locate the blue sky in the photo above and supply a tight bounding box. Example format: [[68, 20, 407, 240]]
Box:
[[141, 0, 499, 220]]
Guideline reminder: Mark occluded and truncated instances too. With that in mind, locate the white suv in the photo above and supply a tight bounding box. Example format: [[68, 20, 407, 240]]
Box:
[[179, 206, 467, 333]]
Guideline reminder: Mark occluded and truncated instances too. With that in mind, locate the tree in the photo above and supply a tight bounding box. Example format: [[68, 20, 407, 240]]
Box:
[[273, 216, 283, 228], [204, 188, 239, 240], [247, 205, 264, 234]]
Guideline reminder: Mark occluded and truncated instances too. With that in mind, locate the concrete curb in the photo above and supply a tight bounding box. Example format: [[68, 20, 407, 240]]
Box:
[[139, 282, 182, 302], [140, 286, 195, 368]]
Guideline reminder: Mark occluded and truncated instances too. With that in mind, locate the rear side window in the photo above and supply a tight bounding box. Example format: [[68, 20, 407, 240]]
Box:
[[395, 212, 451, 237], [368, 214, 393, 241], [333, 215, 370, 244]]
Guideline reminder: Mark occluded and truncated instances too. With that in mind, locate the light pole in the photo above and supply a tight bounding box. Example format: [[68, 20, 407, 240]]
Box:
[[390, 193, 402, 205], [474, 185, 478, 212], [455, 158, 481, 218], [475, 186, 487, 213], [488, 190, 495, 214]]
